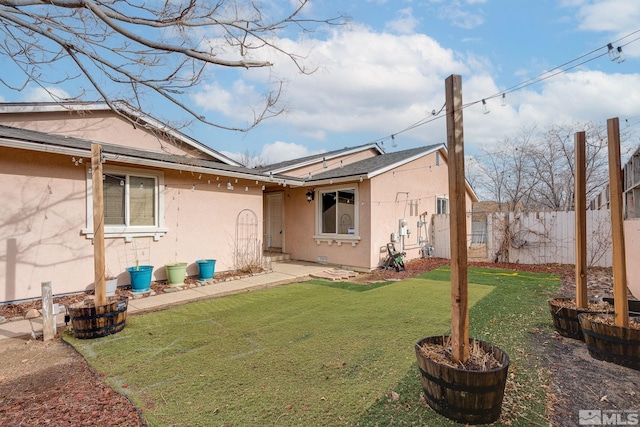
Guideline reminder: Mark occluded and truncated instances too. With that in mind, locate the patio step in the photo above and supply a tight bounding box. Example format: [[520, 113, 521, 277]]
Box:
[[264, 252, 291, 263]]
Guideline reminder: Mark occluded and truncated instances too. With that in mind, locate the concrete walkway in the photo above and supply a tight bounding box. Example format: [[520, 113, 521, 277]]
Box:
[[0, 261, 331, 340]]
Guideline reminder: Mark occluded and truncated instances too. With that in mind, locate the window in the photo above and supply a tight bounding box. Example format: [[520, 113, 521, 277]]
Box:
[[83, 167, 167, 241], [436, 196, 449, 214], [315, 186, 360, 245], [104, 174, 156, 226]]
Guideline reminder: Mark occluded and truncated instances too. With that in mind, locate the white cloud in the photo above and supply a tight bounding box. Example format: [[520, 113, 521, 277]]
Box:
[[22, 87, 71, 102], [198, 11, 640, 158], [243, 25, 466, 142], [435, 0, 485, 29], [261, 141, 325, 163], [222, 140, 325, 165], [191, 79, 267, 128], [385, 8, 420, 34], [566, 0, 640, 58]]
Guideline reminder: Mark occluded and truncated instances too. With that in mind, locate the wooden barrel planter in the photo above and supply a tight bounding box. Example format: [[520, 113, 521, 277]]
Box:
[[578, 313, 640, 371], [602, 297, 640, 315], [548, 297, 612, 341], [68, 295, 128, 339], [415, 336, 510, 425]]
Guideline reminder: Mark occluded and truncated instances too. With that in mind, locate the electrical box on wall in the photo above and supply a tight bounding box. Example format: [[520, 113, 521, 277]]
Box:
[[391, 232, 398, 242], [399, 218, 408, 236]]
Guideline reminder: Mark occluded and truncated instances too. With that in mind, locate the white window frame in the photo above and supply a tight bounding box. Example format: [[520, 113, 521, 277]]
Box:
[[436, 195, 449, 214], [313, 184, 360, 246], [82, 165, 168, 241]]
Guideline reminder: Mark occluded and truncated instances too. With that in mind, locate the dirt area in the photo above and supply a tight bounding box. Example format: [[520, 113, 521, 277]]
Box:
[[1, 259, 639, 426]]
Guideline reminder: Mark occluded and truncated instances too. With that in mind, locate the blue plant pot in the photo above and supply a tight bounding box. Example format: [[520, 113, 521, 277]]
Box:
[[196, 259, 216, 280], [127, 265, 154, 293]]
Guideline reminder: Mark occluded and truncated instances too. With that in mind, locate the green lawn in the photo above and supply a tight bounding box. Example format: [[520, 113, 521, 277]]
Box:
[[65, 267, 559, 426]]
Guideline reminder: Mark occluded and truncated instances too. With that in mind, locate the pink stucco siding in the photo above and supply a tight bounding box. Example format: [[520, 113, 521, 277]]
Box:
[[280, 149, 474, 271], [0, 146, 263, 302]]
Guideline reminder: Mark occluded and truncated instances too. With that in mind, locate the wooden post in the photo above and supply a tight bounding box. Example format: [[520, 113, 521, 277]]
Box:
[[92, 144, 107, 307], [41, 281, 55, 341], [445, 74, 469, 364], [607, 118, 629, 327], [575, 132, 588, 308]]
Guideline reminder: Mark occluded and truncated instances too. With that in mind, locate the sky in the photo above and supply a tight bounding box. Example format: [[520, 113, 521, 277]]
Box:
[[2, 0, 640, 165]]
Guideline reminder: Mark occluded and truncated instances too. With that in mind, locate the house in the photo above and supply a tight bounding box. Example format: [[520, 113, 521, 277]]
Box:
[[0, 102, 476, 304]]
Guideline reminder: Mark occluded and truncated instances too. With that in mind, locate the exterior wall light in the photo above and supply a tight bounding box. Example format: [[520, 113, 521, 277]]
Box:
[[306, 189, 315, 202]]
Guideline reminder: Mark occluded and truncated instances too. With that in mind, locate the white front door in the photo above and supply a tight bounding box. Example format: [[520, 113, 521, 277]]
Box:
[[266, 192, 284, 251]]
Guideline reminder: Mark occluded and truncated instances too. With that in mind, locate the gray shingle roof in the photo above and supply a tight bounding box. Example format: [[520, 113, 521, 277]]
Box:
[[0, 125, 279, 179], [256, 143, 383, 173], [308, 144, 443, 181], [0, 101, 242, 166]]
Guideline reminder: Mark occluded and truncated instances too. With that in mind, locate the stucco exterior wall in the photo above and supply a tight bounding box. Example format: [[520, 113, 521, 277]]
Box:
[[281, 185, 372, 270], [0, 111, 211, 159], [0, 146, 262, 302], [624, 219, 640, 298], [368, 151, 455, 268], [280, 149, 474, 271]]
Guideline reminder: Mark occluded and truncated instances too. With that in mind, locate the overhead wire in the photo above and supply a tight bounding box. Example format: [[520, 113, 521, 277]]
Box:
[[371, 28, 640, 149]]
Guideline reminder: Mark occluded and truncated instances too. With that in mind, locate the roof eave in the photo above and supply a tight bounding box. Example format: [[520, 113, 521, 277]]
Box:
[[0, 136, 297, 185], [0, 101, 243, 167]]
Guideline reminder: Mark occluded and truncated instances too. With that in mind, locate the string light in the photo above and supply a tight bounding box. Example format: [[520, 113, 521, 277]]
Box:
[[501, 93, 506, 107], [226, 180, 233, 190], [607, 43, 620, 61], [323, 157, 327, 169], [481, 99, 490, 114], [392, 134, 397, 148], [361, 31, 640, 149]]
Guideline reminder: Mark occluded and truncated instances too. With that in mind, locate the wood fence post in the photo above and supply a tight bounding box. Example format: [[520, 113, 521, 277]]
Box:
[[575, 131, 588, 308], [92, 144, 107, 307], [607, 118, 628, 327], [445, 74, 469, 364]]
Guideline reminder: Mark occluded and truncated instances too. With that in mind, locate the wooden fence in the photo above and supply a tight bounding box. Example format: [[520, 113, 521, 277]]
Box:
[[431, 210, 613, 267]]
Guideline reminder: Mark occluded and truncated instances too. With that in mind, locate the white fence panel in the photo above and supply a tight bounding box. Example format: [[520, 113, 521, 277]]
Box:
[[431, 214, 452, 259], [431, 210, 612, 267], [486, 210, 612, 267]]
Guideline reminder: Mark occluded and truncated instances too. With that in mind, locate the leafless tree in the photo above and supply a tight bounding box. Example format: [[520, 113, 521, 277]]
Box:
[[470, 121, 632, 210], [236, 149, 269, 168], [0, 0, 344, 131], [472, 124, 540, 210]]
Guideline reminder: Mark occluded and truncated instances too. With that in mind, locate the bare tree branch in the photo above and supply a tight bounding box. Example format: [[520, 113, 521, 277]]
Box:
[[0, 0, 345, 131], [469, 121, 634, 211]]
